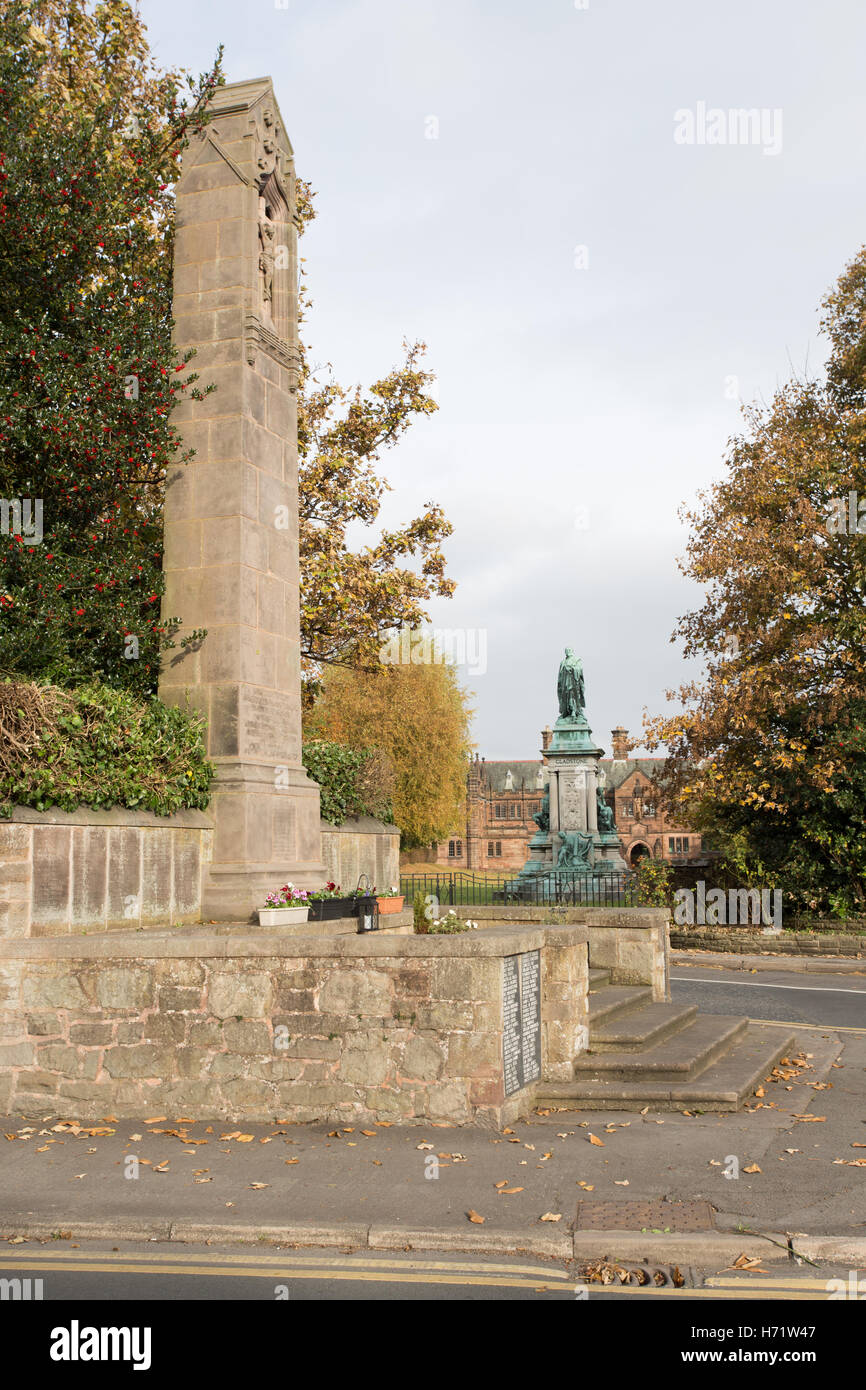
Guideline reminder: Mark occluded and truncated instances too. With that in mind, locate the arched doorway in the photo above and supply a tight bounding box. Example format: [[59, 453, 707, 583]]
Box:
[[628, 841, 651, 868]]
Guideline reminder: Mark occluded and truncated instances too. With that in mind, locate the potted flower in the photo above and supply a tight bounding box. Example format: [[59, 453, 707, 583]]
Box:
[[376, 884, 405, 915], [257, 883, 310, 927], [307, 882, 355, 921]]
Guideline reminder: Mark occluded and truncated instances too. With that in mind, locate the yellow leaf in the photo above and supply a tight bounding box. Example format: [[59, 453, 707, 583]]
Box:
[[467, 1210, 485, 1224]]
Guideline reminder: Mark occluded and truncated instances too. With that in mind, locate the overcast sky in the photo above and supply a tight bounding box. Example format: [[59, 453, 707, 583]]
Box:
[[140, 0, 866, 758]]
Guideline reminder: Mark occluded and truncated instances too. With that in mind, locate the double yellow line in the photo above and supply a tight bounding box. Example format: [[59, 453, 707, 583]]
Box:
[[0, 1248, 837, 1297], [0, 1247, 573, 1292]]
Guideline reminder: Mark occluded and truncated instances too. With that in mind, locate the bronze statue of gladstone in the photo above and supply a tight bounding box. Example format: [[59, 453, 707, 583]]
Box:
[[557, 648, 585, 719]]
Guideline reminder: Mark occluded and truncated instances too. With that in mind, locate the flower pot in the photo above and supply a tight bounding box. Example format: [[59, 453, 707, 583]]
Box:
[[376, 895, 404, 915], [257, 905, 310, 926], [307, 897, 355, 921]]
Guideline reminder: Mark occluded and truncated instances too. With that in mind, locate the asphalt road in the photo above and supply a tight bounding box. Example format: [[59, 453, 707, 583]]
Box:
[[670, 965, 866, 1028], [0, 1241, 850, 1301]]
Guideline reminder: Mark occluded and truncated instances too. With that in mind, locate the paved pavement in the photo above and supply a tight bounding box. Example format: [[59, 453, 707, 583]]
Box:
[[1, 957, 864, 1278]]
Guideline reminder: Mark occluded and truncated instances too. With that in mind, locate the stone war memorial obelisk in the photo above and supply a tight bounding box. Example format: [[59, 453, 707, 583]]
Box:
[[159, 78, 326, 919]]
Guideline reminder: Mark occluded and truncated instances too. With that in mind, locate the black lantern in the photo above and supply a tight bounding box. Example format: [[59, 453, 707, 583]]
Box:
[[355, 874, 379, 934]]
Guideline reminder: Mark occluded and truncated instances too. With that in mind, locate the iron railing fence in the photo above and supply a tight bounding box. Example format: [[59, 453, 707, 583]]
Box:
[[400, 870, 639, 909]]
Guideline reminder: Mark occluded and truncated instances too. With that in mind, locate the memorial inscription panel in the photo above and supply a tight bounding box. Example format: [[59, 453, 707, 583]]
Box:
[[502, 949, 542, 1096]]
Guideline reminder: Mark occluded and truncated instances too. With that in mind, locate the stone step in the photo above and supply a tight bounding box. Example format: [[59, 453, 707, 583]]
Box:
[[536, 1026, 795, 1112], [588, 985, 654, 1027], [590, 1001, 698, 1052], [573, 1013, 748, 1083], [588, 968, 611, 989]]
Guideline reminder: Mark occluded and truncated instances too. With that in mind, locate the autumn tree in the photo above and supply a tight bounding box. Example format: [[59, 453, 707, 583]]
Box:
[[304, 657, 473, 847], [645, 247, 866, 915], [294, 182, 455, 692]]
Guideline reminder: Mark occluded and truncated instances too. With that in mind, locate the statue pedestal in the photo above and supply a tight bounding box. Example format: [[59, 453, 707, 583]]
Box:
[[506, 687, 629, 901]]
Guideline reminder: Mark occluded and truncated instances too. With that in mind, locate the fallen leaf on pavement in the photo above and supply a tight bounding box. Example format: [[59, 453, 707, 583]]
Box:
[[744, 1164, 762, 1174], [540, 1213, 562, 1222], [614, 1179, 630, 1186], [467, 1210, 484, 1224], [145, 1117, 167, 1125], [499, 1186, 524, 1195], [729, 1254, 769, 1272], [494, 1180, 509, 1189], [249, 1182, 269, 1189], [588, 1134, 605, 1146]]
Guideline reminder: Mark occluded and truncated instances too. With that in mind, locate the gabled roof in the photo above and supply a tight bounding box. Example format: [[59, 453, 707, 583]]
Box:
[[477, 761, 547, 794], [599, 758, 667, 791]]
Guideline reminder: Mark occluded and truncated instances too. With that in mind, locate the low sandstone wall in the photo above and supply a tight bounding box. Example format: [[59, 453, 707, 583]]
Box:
[[320, 816, 399, 894], [0, 808, 401, 937], [0, 808, 213, 938], [670, 928, 866, 958], [0, 922, 589, 1127], [434, 905, 669, 1002]]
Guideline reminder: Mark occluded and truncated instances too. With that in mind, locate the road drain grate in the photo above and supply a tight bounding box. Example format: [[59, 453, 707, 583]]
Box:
[[576, 1199, 716, 1231]]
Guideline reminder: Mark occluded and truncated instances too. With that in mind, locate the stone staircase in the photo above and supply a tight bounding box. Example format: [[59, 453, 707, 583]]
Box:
[[536, 968, 795, 1112]]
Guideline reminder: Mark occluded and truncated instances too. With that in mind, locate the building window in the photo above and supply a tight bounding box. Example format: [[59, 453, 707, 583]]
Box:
[[449, 840, 463, 858], [449, 840, 456, 857], [495, 841, 502, 857], [487, 841, 494, 857], [682, 837, 689, 852], [668, 837, 675, 853], [508, 804, 517, 819]]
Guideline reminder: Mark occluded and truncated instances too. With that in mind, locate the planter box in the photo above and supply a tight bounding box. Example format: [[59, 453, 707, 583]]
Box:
[[307, 897, 356, 921], [377, 895, 404, 915], [257, 906, 311, 926]]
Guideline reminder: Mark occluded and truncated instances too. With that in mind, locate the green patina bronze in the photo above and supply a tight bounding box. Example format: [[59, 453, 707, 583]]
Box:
[[557, 648, 585, 718], [503, 646, 630, 902]]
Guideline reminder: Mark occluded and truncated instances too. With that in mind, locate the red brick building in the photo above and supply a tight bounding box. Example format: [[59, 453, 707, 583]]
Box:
[[431, 727, 706, 873]]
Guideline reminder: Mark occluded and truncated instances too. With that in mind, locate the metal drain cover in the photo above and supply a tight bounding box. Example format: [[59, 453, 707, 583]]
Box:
[[576, 1199, 715, 1231]]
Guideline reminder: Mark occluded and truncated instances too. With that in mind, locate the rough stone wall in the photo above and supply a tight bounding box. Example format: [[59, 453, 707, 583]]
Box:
[[421, 905, 669, 1002], [0, 925, 588, 1126]]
